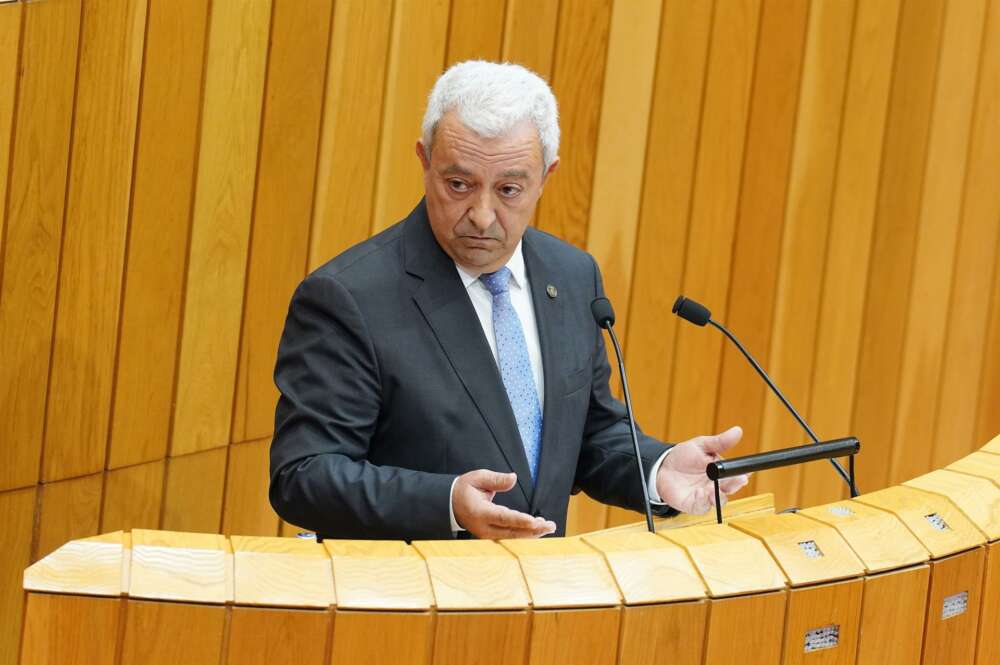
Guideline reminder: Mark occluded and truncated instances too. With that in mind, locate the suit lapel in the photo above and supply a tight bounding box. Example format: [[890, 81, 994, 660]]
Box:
[[403, 202, 534, 505]]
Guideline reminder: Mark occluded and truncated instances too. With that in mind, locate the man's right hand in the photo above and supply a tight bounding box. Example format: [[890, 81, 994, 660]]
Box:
[[453, 470, 556, 539]]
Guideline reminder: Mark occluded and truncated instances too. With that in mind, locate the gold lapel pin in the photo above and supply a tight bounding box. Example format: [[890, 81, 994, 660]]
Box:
[[546, 285, 558, 298]]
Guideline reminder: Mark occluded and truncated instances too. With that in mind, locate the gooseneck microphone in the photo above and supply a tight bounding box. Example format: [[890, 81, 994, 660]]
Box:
[[591, 297, 657, 533], [672, 295, 859, 497]]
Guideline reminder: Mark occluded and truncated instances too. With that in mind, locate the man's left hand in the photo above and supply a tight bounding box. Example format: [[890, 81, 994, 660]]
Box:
[[655, 426, 749, 515]]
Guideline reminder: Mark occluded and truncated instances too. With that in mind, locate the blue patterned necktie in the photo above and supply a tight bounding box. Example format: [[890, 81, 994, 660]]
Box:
[[479, 267, 543, 481]]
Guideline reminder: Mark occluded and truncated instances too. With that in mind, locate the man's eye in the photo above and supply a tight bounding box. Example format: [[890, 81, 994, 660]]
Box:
[[448, 179, 469, 192], [499, 184, 522, 197]]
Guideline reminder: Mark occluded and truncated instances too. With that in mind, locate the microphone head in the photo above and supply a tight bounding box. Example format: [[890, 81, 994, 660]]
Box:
[[591, 297, 616, 329], [672, 296, 711, 326]]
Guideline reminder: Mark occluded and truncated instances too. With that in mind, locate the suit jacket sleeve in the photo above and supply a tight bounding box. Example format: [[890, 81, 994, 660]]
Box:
[[269, 272, 457, 540], [572, 257, 678, 518]]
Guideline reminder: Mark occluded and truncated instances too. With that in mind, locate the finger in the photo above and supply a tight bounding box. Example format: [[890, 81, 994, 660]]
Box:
[[719, 474, 749, 494], [700, 426, 743, 456], [468, 469, 518, 493], [485, 522, 557, 539], [483, 504, 541, 530]]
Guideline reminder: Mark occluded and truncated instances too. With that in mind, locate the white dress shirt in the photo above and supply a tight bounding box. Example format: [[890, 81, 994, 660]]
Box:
[[448, 242, 669, 531]]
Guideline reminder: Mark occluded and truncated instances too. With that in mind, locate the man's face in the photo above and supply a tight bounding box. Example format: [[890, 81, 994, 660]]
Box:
[[417, 110, 558, 273]]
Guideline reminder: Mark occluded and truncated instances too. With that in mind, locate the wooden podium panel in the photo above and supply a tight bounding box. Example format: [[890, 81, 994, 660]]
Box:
[[226, 607, 331, 665], [325, 540, 432, 610], [948, 451, 1000, 486], [432, 611, 529, 665], [581, 531, 706, 604], [616, 601, 707, 665], [781, 579, 863, 665], [527, 607, 620, 665], [413, 540, 530, 610], [729, 513, 865, 586], [799, 500, 929, 573], [983, 434, 1000, 455], [231, 535, 335, 608], [501, 538, 621, 608], [129, 529, 232, 603], [703, 591, 787, 665], [329, 610, 432, 665], [976, 541, 1000, 665], [19, 593, 120, 665], [23, 530, 125, 596], [119, 599, 225, 665], [905, 469, 1000, 540], [921, 547, 986, 665], [856, 565, 930, 665]]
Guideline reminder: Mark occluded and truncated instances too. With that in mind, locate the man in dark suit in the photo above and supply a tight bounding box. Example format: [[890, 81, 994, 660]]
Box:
[[269, 61, 747, 540]]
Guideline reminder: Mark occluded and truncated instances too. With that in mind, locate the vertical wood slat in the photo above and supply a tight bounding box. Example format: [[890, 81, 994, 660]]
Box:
[[231, 0, 334, 444], [19, 594, 120, 665], [35, 472, 103, 562], [108, 0, 211, 470], [370, 0, 451, 233], [500, 0, 559, 79], [715, 0, 809, 509], [308, 0, 394, 270], [222, 438, 280, 537], [119, 600, 226, 665], [0, 1, 23, 283], [170, 0, 273, 457], [445, 0, 507, 66], [0, 487, 36, 665], [0, 0, 82, 492], [100, 460, 165, 534], [160, 447, 228, 533], [761, 0, 856, 507], [42, 0, 148, 482], [666, 0, 763, 442], [889, 0, 990, 485]]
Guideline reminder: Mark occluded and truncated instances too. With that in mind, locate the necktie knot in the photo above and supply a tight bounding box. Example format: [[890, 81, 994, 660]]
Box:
[[479, 267, 512, 296]]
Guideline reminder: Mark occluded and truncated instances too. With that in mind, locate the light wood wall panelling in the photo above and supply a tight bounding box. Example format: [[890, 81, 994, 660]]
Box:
[[533, 0, 612, 247], [716, 0, 809, 509], [942, 0, 1000, 463], [100, 459, 165, 534], [0, 487, 36, 665], [42, 0, 148, 482], [586, 0, 662, 528], [0, 1, 23, 278], [625, 0, 714, 441], [761, 0, 856, 507], [666, 0, 763, 442], [370, 0, 451, 233], [222, 438, 280, 537], [977, 242, 1000, 445], [500, 0, 559, 79], [19, 594, 120, 665], [446, 0, 506, 66], [226, 607, 331, 665], [160, 447, 228, 533], [807, 0, 903, 500], [232, 0, 334, 444], [308, 0, 394, 270], [852, 0, 948, 492], [170, 0, 273, 457], [889, 0, 990, 486], [35, 472, 103, 562], [108, 0, 211, 469], [119, 600, 226, 665], [0, 0, 81, 492]]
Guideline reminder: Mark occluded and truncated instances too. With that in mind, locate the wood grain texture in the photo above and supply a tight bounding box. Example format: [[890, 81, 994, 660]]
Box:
[[0, 1, 22, 303], [227, 607, 331, 665], [500, 537, 621, 609], [36, 473, 103, 561], [528, 607, 620, 665], [445, 0, 505, 66], [100, 460, 164, 534], [129, 529, 231, 603], [922, 547, 986, 665], [782, 579, 863, 665], [330, 610, 432, 665], [160, 447, 227, 534], [976, 542, 1000, 665], [19, 593, 120, 665], [948, 451, 1000, 486], [108, 0, 210, 470], [581, 531, 706, 604], [0, 0, 81, 491], [326, 540, 434, 610], [703, 591, 786, 665], [43, 0, 147, 482], [0, 487, 35, 665], [432, 611, 529, 665], [221, 438, 280, 537], [618, 601, 707, 665], [170, 0, 272, 456], [231, 0, 332, 444], [666, 0, 762, 441], [412, 539, 530, 610], [308, 0, 393, 269], [370, 0, 450, 232], [231, 535, 335, 608], [23, 531, 124, 597], [120, 600, 225, 665], [856, 565, 930, 665], [500, 0, 558, 78], [905, 469, 1000, 541]]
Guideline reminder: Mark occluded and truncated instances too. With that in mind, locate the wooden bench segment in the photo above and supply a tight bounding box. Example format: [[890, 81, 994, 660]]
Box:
[[781, 579, 864, 665], [948, 451, 1000, 486], [703, 591, 787, 665], [799, 500, 929, 572], [432, 611, 529, 665], [231, 535, 335, 608], [659, 524, 787, 597], [584, 493, 775, 536], [922, 547, 987, 665], [330, 610, 432, 665], [501, 537, 621, 609], [19, 593, 120, 665], [324, 540, 433, 610], [856, 565, 930, 665], [853, 486, 985, 558], [226, 607, 331, 665], [976, 542, 1000, 664], [23, 530, 125, 596], [120, 599, 225, 665], [527, 607, 621, 665], [905, 470, 1000, 541], [581, 531, 706, 604], [412, 539, 530, 610], [129, 529, 232, 603], [616, 601, 707, 665], [729, 512, 865, 586]]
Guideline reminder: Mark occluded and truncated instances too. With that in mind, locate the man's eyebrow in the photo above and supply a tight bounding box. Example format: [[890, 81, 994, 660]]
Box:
[[500, 169, 530, 178], [441, 164, 473, 176]]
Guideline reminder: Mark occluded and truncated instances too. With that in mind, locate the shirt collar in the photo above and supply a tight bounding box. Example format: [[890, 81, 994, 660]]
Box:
[[454, 241, 527, 291]]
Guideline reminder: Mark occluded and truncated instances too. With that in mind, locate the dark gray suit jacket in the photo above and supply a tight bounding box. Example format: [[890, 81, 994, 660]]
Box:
[[269, 200, 673, 540]]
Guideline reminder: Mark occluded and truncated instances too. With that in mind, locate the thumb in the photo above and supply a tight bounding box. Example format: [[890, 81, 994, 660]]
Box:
[[469, 469, 518, 492], [701, 426, 742, 455]]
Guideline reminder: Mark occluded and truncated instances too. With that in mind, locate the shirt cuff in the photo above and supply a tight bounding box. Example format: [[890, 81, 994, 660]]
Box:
[[449, 477, 465, 532], [647, 448, 672, 505]]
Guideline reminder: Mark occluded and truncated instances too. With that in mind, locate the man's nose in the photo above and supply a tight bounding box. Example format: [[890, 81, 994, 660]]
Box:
[[467, 191, 496, 230]]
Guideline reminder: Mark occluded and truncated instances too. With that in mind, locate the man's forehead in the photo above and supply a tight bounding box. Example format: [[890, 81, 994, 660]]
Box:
[[441, 163, 531, 179]]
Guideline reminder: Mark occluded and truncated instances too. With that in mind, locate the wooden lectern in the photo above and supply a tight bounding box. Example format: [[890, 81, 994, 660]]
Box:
[[18, 436, 1000, 665]]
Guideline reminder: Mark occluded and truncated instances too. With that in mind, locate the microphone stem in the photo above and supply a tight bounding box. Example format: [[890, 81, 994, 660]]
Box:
[[605, 325, 657, 533], [707, 319, 859, 498]]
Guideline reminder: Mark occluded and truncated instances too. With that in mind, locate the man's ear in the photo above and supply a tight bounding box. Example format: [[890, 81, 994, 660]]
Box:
[[540, 156, 559, 189], [415, 140, 431, 171]]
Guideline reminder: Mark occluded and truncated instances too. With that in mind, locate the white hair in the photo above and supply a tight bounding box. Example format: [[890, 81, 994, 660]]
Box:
[[421, 60, 560, 171]]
